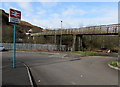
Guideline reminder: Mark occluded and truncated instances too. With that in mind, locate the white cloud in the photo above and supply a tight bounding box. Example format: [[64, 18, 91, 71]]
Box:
[[29, 7, 117, 29], [17, 2, 32, 11], [50, 13, 61, 19], [1, 0, 33, 2], [2, 2, 117, 29], [62, 7, 87, 17], [2, 2, 22, 13], [36, 7, 46, 15], [1, 0, 119, 2], [41, 2, 58, 8]]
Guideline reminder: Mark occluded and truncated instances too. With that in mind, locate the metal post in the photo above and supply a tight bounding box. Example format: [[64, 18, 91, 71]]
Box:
[[13, 24, 16, 68], [54, 30, 56, 45], [60, 21, 62, 51]]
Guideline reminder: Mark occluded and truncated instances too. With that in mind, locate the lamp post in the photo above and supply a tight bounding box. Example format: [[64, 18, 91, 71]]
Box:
[[60, 21, 62, 51], [54, 29, 56, 45]]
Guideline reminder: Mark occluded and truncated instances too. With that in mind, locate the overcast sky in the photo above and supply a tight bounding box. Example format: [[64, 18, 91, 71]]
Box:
[[1, 1, 118, 29]]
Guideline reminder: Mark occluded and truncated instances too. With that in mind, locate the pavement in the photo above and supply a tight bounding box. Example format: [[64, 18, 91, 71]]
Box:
[[2, 52, 31, 86]]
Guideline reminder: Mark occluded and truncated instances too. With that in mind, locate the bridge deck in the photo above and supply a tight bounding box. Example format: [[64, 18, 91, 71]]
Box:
[[31, 24, 119, 36]]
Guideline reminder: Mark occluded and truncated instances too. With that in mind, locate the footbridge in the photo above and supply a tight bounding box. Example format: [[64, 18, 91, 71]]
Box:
[[31, 24, 119, 51]]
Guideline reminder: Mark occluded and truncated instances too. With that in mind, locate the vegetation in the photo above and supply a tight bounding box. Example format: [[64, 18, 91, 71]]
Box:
[[33, 35, 118, 51], [74, 51, 100, 56], [109, 60, 120, 67], [1, 9, 43, 43], [82, 35, 118, 50]]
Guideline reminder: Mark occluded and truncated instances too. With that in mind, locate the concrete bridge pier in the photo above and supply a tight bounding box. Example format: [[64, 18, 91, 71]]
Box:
[[56, 35, 61, 51], [78, 35, 83, 51], [72, 35, 84, 51], [72, 34, 76, 51]]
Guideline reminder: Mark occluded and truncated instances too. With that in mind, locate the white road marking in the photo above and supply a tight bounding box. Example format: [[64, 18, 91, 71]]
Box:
[[38, 80, 41, 83], [24, 64, 34, 87], [71, 82, 76, 85], [80, 75, 83, 77]]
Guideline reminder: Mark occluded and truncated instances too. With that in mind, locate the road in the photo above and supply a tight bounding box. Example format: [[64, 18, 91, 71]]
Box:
[[2, 51, 118, 85], [0, 52, 2, 86]]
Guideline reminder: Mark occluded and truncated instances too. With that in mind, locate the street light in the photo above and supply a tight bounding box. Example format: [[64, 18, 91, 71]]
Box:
[[60, 21, 62, 51]]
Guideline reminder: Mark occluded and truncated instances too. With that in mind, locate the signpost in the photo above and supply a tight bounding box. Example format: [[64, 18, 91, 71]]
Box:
[[9, 9, 21, 68]]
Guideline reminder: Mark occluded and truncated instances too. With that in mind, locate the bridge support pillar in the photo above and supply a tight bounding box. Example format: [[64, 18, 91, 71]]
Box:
[[79, 35, 83, 51], [72, 35, 84, 51], [72, 34, 76, 51], [75, 35, 83, 51], [56, 35, 61, 51]]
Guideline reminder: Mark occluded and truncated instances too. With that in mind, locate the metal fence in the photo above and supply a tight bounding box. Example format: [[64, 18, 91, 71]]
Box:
[[31, 24, 119, 36], [2, 43, 66, 51]]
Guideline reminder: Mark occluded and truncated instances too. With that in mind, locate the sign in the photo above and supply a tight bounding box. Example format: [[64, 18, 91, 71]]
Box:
[[9, 9, 21, 23], [8, 8, 22, 68]]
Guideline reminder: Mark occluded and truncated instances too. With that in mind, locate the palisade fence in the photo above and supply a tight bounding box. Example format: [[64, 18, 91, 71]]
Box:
[[2, 43, 66, 51]]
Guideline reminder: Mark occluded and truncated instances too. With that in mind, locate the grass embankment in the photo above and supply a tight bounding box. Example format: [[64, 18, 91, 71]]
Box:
[[74, 51, 100, 56], [109, 61, 120, 67]]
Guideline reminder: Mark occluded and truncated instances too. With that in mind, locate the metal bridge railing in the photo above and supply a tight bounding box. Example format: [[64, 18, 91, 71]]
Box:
[[31, 24, 119, 36]]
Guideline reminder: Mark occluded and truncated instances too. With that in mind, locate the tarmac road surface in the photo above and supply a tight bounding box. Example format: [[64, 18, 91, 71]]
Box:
[[2, 51, 118, 86]]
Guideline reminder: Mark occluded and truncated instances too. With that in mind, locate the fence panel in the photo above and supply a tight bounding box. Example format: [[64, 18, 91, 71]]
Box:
[[2, 43, 66, 51]]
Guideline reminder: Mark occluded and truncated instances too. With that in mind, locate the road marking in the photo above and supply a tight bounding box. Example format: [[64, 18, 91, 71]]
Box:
[[49, 53, 67, 58], [71, 82, 76, 85], [38, 80, 41, 83], [23, 64, 34, 87], [80, 75, 83, 77]]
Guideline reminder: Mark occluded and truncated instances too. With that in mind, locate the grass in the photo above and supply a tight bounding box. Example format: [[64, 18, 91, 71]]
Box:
[[109, 61, 120, 67], [74, 51, 100, 56]]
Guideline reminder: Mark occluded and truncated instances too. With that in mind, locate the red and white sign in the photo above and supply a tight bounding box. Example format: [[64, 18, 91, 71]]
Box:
[[9, 9, 21, 23]]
